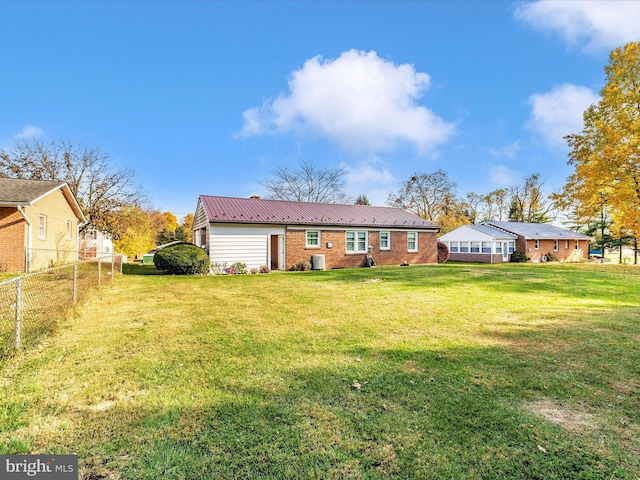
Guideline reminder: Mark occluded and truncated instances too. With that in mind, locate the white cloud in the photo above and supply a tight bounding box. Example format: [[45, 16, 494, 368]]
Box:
[[490, 165, 521, 187], [236, 49, 456, 155], [344, 161, 396, 206], [489, 140, 521, 160], [14, 124, 44, 140], [515, 0, 640, 52], [526, 84, 599, 146]]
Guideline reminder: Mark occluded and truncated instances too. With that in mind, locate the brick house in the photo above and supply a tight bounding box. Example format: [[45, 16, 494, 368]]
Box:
[[0, 178, 86, 272], [192, 195, 440, 270], [440, 221, 592, 263]]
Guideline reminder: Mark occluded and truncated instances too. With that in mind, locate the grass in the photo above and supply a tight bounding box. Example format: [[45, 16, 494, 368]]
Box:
[[1, 262, 639, 479]]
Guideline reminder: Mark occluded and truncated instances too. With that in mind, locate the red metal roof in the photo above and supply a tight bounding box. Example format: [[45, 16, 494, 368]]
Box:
[[199, 195, 439, 230]]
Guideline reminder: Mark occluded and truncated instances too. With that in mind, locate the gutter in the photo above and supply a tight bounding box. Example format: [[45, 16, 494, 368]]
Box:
[[17, 205, 32, 272]]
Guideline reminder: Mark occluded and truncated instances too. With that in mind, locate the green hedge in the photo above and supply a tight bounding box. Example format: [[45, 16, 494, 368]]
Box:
[[153, 243, 210, 275]]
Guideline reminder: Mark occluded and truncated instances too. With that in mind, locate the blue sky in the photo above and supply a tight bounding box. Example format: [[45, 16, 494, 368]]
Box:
[[1, 1, 639, 218]]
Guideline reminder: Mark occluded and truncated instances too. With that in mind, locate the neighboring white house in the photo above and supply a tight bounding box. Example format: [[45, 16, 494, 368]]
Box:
[[79, 228, 114, 258], [440, 224, 517, 263]]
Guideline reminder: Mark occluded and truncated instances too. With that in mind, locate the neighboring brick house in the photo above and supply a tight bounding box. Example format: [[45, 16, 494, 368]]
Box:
[[192, 195, 440, 271], [440, 221, 592, 263], [0, 178, 86, 272]]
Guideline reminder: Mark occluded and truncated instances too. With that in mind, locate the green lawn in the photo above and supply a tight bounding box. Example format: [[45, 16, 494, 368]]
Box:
[[1, 263, 639, 479]]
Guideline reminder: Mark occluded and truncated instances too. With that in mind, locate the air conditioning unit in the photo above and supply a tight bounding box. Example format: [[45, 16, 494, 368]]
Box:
[[311, 254, 325, 270]]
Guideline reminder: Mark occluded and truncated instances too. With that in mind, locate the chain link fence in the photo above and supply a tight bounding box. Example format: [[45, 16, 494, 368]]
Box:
[[0, 254, 123, 360]]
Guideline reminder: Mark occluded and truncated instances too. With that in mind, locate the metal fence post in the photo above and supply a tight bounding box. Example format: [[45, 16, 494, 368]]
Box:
[[15, 277, 22, 351], [98, 259, 101, 288], [73, 263, 78, 304], [111, 252, 115, 278]]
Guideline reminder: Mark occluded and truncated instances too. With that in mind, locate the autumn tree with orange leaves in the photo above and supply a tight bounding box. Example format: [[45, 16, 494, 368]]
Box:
[[561, 41, 640, 263]]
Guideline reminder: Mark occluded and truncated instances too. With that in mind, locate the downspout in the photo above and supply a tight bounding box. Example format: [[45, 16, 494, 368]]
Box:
[[491, 240, 494, 264], [17, 205, 32, 272]]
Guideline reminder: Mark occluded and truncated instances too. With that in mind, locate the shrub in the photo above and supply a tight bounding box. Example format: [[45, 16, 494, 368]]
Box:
[[437, 241, 450, 264], [225, 262, 248, 275], [210, 262, 227, 275], [259, 265, 271, 274], [290, 259, 311, 271], [510, 251, 529, 263], [544, 252, 558, 262], [153, 243, 210, 275]]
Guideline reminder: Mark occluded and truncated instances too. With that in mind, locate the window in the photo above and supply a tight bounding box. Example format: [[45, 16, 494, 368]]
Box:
[[508, 241, 515, 253], [449, 241, 459, 253], [199, 228, 207, 247], [495, 243, 503, 254], [534, 239, 540, 250], [566, 240, 570, 250], [575, 240, 579, 250], [380, 231, 390, 250], [459, 242, 469, 253], [66, 221, 72, 240], [553, 240, 558, 251], [357, 231, 367, 252], [470, 241, 480, 253], [481, 242, 491, 253], [38, 215, 47, 239], [346, 231, 368, 253], [306, 230, 320, 248], [407, 232, 418, 252]]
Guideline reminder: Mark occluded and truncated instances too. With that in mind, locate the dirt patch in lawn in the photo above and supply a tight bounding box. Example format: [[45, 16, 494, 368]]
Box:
[[527, 399, 597, 432]]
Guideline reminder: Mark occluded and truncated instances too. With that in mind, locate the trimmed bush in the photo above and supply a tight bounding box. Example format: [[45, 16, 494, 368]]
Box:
[[153, 243, 210, 275], [510, 251, 529, 263], [437, 241, 450, 264]]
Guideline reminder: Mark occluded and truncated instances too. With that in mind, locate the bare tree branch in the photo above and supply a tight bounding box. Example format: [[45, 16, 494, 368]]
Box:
[[262, 160, 352, 204], [0, 139, 146, 236]]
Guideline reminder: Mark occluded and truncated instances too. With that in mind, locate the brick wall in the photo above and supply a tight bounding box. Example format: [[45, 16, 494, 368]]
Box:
[[285, 228, 438, 270], [0, 208, 26, 272], [523, 239, 588, 262]]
